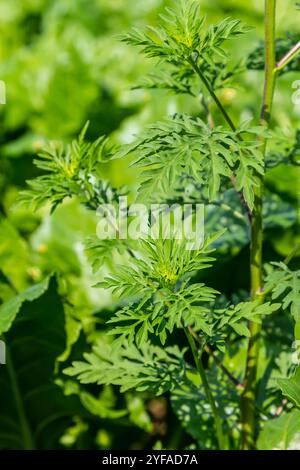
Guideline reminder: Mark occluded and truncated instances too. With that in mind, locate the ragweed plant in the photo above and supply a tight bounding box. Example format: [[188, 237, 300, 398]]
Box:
[[19, 0, 300, 450]]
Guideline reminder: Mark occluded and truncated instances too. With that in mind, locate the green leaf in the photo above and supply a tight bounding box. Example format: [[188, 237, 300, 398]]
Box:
[[56, 314, 82, 364], [171, 386, 216, 449], [126, 393, 153, 433], [80, 390, 127, 420], [213, 300, 280, 339], [171, 368, 240, 449], [115, 115, 265, 208], [99, 237, 218, 345], [247, 33, 300, 75]]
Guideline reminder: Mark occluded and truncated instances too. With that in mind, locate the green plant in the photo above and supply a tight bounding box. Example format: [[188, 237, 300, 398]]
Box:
[[13, 0, 300, 450]]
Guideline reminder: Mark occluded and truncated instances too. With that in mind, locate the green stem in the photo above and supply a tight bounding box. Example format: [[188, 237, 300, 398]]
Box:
[[185, 328, 225, 449], [5, 342, 35, 449], [240, 0, 276, 450]]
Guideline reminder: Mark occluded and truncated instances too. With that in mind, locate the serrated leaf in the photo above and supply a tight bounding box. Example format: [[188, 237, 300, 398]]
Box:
[[0, 279, 86, 449], [65, 343, 187, 395], [231, 323, 250, 337]]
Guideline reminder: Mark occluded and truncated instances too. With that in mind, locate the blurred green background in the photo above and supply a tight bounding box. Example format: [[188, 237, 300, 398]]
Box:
[[0, 0, 299, 450]]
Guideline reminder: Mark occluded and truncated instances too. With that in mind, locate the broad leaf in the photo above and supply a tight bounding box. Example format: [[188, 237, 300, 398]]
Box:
[[277, 367, 300, 408]]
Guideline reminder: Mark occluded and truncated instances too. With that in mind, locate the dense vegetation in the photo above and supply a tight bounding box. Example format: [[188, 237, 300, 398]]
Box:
[[0, 0, 299, 450]]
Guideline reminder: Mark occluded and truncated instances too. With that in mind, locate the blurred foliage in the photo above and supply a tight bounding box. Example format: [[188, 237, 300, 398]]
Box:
[[0, 0, 300, 451]]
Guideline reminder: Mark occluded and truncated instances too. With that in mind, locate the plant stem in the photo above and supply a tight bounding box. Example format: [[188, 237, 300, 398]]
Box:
[[275, 40, 300, 72], [185, 328, 225, 449], [284, 241, 300, 265], [5, 343, 35, 449], [240, 0, 276, 450]]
